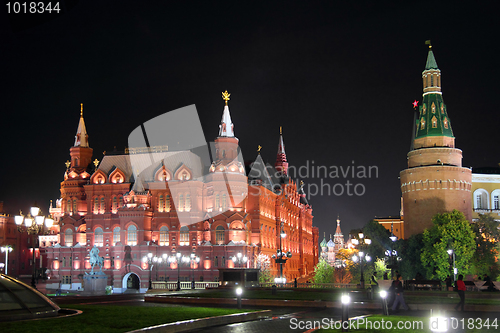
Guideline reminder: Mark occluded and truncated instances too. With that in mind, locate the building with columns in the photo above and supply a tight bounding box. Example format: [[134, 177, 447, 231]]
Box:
[[400, 46, 472, 238], [42, 95, 318, 292]]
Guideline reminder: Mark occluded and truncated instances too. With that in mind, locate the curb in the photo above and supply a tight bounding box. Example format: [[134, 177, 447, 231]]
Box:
[[145, 295, 500, 312], [125, 310, 271, 333]]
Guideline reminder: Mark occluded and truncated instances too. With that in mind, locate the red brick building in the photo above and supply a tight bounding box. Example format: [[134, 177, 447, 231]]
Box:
[[42, 96, 319, 292]]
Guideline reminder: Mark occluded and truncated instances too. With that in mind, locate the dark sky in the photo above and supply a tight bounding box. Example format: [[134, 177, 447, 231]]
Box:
[[1, 1, 499, 237]]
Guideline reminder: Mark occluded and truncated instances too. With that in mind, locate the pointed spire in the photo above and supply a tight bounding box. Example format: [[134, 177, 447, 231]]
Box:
[[275, 127, 288, 175], [74, 103, 89, 147], [335, 215, 342, 235], [425, 45, 439, 70], [219, 90, 235, 137]]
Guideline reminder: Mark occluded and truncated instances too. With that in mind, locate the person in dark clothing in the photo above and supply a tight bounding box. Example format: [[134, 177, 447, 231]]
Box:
[[383, 272, 388, 280], [391, 274, 409, 312], [455, 274, 466, 311], [445, 275, 452, 291]]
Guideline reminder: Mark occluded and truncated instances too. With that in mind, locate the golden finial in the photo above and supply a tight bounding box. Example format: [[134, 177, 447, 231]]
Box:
[[257, 145, 262, 153], [280, 126, 282, 135], [80, 103, 83, 116], [65, 160, 71, 169], [222, 90, 231, 105], [425, 40, 432, 48], [93, 159, 99, 167]]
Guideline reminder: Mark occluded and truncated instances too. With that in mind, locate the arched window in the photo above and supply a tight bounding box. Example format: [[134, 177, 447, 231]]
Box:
[[118, 196, 124, 208], [185, 194, 191, 211], [94, 197, 99, 213], [94, 227, 103, 247], [113, 227, 120, 245], [431, 116, 437, 128], [100, 197, 105, 213], [112, 196, 117, 213], [492, 190, 500, 211], [127, 225, 137, 246], [443, 117, 449, 129], [159, 195, 164, 212], [215, 194, 220, 210], [166, 195, 171, 211], [473, 189, 489, 210], [180, 226, 189, 246], [67, 199, 71, 213], [179, 194, 184, 211], [73, 199, 77, 214], [222, 194, 227, 209], [216, 226, 225, 245], [159, 226, 169, 246], [65, 229, 73, 247]]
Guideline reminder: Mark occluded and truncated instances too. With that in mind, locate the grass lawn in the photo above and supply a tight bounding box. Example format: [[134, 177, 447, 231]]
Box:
[[183, 289, 353, 301], [404, 296, 500, 305], [1, 305, 254, 333]]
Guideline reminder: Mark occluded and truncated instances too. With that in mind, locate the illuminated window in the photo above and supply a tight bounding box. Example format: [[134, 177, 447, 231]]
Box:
[[180, 226, 189, 246], [443, 117, 448, 129], [216, 226, 225, 245], [420, 118, 425, 130], [179, 194, 184, 211], [166, 195, 171, 211], [62, 275, 71, 284], [113, 227, 120, 245], [119, 196, 124, 208], [159, 195, 164, 212], [474, 189, 489, 210], [441, 104, 444, 114], [222, 194, 227, 209], [160, 226, 169, 246], [65, 229, 73, 247], [67, 199, 71, 214], [94, 227, 103, 247], [73, 199, 77, 214], [432, 116, 437, 128], [215, 194, 220, 210], [494, 196, 499, 210], [127, 225, 137, 246], [94, 197, 99, 213], [185, 194, 191, 211], [100, 197, 105, 213], [112, 196, 117, 212], [422, 104, 426, 115], [431, 102, 436, 113]]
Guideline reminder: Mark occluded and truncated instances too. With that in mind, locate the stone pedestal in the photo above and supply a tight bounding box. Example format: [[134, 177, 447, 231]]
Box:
[[82, 272, 107, 296]]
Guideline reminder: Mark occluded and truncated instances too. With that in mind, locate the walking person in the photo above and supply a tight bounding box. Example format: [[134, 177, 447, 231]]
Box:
[[454, 274, 466, 311], [391, 274, 409, 313]]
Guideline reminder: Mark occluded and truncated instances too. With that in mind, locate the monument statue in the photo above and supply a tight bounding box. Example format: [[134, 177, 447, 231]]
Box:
[[89, 245, 104, 274]]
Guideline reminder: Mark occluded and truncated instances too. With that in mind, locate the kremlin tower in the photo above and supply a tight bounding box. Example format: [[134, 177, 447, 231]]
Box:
[[399, 45, 472, 238]]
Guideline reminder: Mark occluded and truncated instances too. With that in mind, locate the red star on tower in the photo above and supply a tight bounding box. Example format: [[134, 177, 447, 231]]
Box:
[[412, 100, 419, 109]]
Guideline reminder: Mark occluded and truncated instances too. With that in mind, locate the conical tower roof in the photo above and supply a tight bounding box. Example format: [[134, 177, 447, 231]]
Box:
[[218, 90, 235, 137], [74, 103, 89, 147]]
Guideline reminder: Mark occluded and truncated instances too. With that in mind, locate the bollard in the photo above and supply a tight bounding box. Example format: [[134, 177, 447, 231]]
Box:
[[341, 294, 350, 332], [380, 290, 389, 315], [272, 284, 277, 295], [236, 287, 243, 309]]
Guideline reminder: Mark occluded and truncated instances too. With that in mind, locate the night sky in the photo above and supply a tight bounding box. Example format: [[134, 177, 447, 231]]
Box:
[[1, 1, 499, 237]]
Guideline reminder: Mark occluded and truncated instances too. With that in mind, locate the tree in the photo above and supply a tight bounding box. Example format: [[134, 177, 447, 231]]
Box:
[[421, 210, 476, 280], [471, 214, 500, 279], [313, 258, 335, 284], [255, 253, 273, 283], [398, 234, 426, 280], [362, 220, 391, 261]]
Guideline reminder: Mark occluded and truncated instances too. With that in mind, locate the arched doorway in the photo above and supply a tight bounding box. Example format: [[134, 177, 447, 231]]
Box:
[[122, 273, 140, 293]]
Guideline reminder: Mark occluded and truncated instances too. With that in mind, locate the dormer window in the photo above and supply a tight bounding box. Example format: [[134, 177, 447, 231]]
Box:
[[420, 118, 426, 130], [443, 117, 449, 129], [422, 104, 426, 115], [431, 116, 437, 128], [441, 104, 444, 114], [431, 102, 436, 113]]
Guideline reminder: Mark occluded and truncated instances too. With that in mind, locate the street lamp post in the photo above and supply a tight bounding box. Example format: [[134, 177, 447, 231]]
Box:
[[189, 253, 200, 289], [230, 252, 248, 268], [1, 245, 13, 275], [447, 249, 456, 282], [142, 252, 154, 290], [351, 233, 371, 289], [389, 223, 398, 279], [15, 206, 54, 289], [272, 221, 292, 284]]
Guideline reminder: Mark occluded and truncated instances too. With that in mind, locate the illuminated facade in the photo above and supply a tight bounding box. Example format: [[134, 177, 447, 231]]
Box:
[[42, 97, 318, 292], [471, 167, 500, 221]]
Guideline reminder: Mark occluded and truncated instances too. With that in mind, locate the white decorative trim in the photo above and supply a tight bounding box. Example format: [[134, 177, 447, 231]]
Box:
[[472, 173, 500, 183], [422, 92, 442, 96]]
